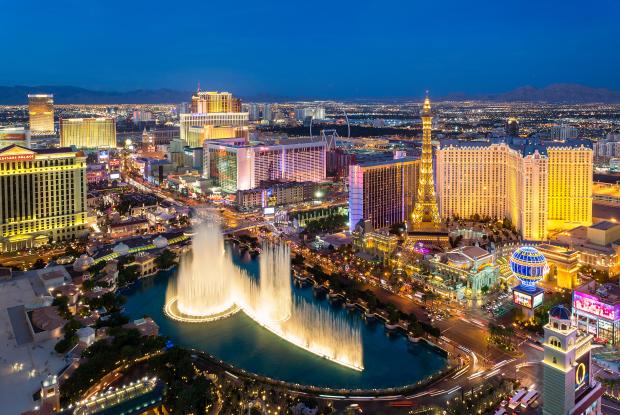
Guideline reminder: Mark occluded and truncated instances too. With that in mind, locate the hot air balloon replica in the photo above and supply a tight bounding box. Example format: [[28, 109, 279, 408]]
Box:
[[510, 246, 548, 316]]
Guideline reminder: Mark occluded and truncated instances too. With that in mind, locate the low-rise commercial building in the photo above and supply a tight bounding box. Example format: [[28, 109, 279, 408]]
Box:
[[109, 218, 149, 239], [426, 245, 499, 300], [236, 181, 320, 210], [573, 280, 620, 345], [352, 219, 399, 261], [554, 220, 620, 276]]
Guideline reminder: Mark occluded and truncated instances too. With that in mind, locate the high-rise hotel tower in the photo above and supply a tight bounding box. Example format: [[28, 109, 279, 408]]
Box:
[[349, 157, 419, 232], [28, 94, 55, 136], [410, 96, 441, 228], [181, 91, 248, 147], [0, 145, 88, 252], [60, 118, 117, 148], [436, 138, 592, 240], [191, 91, 241, 113]]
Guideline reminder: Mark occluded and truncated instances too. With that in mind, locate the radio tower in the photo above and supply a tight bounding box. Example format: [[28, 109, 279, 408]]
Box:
[[411, 95, 441, 228]]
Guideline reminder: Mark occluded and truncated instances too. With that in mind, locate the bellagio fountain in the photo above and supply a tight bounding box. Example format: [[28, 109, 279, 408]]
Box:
[[164, 221, 364, 371]]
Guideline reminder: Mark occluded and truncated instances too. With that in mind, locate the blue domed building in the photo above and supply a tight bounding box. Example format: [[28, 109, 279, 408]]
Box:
[[511, 246, 548, 314]]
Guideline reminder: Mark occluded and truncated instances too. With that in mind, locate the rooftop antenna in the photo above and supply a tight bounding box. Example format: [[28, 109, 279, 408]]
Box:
[[197, 81, 201, 93]]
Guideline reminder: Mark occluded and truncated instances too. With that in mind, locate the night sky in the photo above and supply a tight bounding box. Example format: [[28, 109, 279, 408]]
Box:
[[3, 0, 619, 98]]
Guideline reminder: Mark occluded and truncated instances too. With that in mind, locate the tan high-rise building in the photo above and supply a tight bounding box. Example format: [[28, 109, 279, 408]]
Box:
[[60, 117, 117, 148], [186, 125, 249, 148], [28, 94, 55, 136], [191, 91, 241, 114], [0, 145, 87, 252], [547, 144, 593, 231], [349, 157, 419, 232], [436, 139, 592, 241], [180, 113, 249, 145], [181, 91, 248, 146]]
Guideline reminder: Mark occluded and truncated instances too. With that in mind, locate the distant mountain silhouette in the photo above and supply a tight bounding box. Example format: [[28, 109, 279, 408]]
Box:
[[1, 83, 619, 104], [441, 84, 620, 103], [495, 84, 620, 103]]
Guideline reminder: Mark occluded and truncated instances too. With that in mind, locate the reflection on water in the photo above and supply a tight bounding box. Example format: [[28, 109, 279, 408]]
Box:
[[122, 251, 447, 389]]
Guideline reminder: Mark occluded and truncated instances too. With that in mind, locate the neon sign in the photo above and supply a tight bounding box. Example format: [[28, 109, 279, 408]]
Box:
[[575, 352, 590, 393], [513, 290, 533, 308], [0, 153, 35, 162], [574, 291, 620, 320]]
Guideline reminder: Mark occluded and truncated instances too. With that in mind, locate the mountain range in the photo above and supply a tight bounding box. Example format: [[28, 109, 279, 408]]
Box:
[[1, 83, 619, 104]]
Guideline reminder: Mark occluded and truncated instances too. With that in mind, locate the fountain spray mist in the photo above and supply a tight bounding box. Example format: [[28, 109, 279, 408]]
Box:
[[164, 222, 364, 370]]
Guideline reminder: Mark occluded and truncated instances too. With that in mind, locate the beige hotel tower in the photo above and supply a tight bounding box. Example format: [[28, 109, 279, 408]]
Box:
[[28, 94, 55, 136], [0, 145, 88, 252], [436, 138, 592, 240], [60, 117, 117, 148]]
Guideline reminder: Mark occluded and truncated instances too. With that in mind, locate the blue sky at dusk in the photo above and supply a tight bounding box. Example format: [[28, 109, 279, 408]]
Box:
[[2, 0, 619, 98]]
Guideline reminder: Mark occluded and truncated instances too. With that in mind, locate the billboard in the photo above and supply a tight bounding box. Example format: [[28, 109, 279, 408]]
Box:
[[533, 291, 544, 308], [573, 291, 620, 321], [514, 290, 533, 308], [513, 286, 544, 310]]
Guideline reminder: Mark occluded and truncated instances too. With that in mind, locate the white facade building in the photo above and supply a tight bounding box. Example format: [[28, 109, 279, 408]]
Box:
[[205, 139, 326, 193]]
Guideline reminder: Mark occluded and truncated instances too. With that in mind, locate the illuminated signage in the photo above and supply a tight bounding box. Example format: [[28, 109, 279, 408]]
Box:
[[575, 352, 590, 393], [533, 292, 544, 308], [0, 153, 35, 162], [0, 134, 27, 140], [574, 291, 620, 321], [513, 290, 533, 309], [264, 207, 275, 215], [513, 288, 544, 310]]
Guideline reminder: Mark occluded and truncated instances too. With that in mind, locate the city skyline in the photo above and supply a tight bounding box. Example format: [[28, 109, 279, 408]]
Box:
[[2, 0, 620, 98]]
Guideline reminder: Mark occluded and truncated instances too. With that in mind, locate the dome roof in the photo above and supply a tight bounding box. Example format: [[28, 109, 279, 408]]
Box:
[[73, 254, 94, 271], [113, 243, 130, 255], [549, 304, 571, 321], [153, 235, 168, 248]]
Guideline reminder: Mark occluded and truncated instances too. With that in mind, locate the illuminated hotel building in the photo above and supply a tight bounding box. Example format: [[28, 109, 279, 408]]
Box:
[[348, 157, 419, 232], [28, 94, 55, 136], [186, 125, 249, 148], [436, 138, 592, 240], [205, 139, 326, 193], [547, 144, 593, 231], [191, 91, 241, 113], [181, 91, 248, 146], [180, 113, 249, 145], [60, 118, 117, 149], [0, 145, 87, 252]]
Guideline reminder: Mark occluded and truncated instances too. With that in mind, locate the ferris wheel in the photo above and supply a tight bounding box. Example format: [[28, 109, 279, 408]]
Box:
[[309, 105, 350, 149]]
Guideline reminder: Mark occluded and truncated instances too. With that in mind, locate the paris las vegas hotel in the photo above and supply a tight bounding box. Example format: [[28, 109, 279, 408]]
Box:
[[436, 136, 593, 240]]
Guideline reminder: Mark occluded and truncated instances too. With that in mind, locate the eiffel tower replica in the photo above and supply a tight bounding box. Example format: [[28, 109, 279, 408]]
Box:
[[411, 95, 441, 228]]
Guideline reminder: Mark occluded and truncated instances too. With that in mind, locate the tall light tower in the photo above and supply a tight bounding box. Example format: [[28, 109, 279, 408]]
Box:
[[411, 95, 441, 228]]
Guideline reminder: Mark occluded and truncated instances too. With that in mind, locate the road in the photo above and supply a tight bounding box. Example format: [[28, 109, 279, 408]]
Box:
[[603, 398, 620, 415]]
